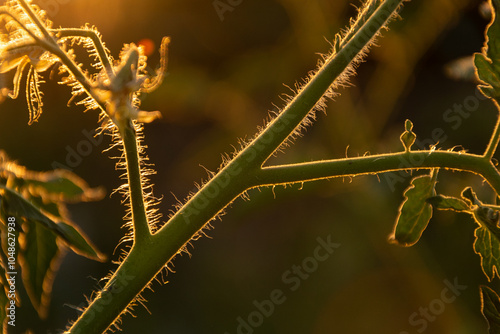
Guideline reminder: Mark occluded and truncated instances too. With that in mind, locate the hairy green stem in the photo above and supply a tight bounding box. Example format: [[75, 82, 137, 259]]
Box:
[[66, 121, 152, 333], [52, 28, 115, 78], [67, 1, 407, 332], [484, 112, 500, 160], [2, 0, 496, 332], [249, 0, 402, 166], [119, 122, 152, 244], [256, 151, 500, 193], [67, 148, 500, 333], [67, 158, 247, 334], [65, 243, 159, 334], [45, 43, 107, 113]]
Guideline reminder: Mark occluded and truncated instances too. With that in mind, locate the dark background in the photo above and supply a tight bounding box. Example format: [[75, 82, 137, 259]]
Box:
[[0, 0, 498, 333]]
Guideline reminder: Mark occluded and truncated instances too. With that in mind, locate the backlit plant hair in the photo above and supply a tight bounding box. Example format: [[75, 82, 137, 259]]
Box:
[[4, 0, 500, 333]]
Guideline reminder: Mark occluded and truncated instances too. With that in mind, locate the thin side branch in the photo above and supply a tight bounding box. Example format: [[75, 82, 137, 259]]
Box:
[[255, 151, 500, 194], [51, 28, 115, 78]]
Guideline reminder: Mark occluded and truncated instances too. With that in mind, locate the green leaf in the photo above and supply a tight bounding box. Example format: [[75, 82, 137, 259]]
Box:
[[0, 152, 106, 328], [474, 0, 500, 100], [475, 54, 500, 99], [473, 206, 500, 281], [9, 169, 104, 203], [57, 222, 104, 261], [475, 206, 500, 240], [475, 226, 500, 281], [30, 195, 63, 218], [426, 195, 471, 212], [462, 187, 500, 280], [389, 171, 438, 246], [1, 185, 59, 231], [19, 223, 61, 318], [481, 285, 500, 334], [0, 185, 105, 261]]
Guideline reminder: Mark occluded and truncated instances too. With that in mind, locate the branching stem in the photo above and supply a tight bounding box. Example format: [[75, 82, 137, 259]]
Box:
[[12, 0, 500, 333], [484, 111, 500, 160], [65, 1, 437, 332], [248, 0, 403, 166]]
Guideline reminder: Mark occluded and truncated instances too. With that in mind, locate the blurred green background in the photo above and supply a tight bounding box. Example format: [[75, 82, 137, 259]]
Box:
[[0, 0, 498, 333]]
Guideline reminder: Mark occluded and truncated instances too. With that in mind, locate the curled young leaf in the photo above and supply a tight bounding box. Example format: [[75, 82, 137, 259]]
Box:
[[26, 65, 44, 124], [105, 37, 169, 125], [0, 42, 56, 74], [137, 110, 162, 123], [461, 187, 478, 206], [400, 119, 416, 152], [0, 2, 59, 124]]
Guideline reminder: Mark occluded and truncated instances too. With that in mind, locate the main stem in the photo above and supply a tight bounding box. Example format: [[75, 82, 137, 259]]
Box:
[[67, 1, 407, 332], [67, 122, 151, 334], [67, 151, 500, 334]]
